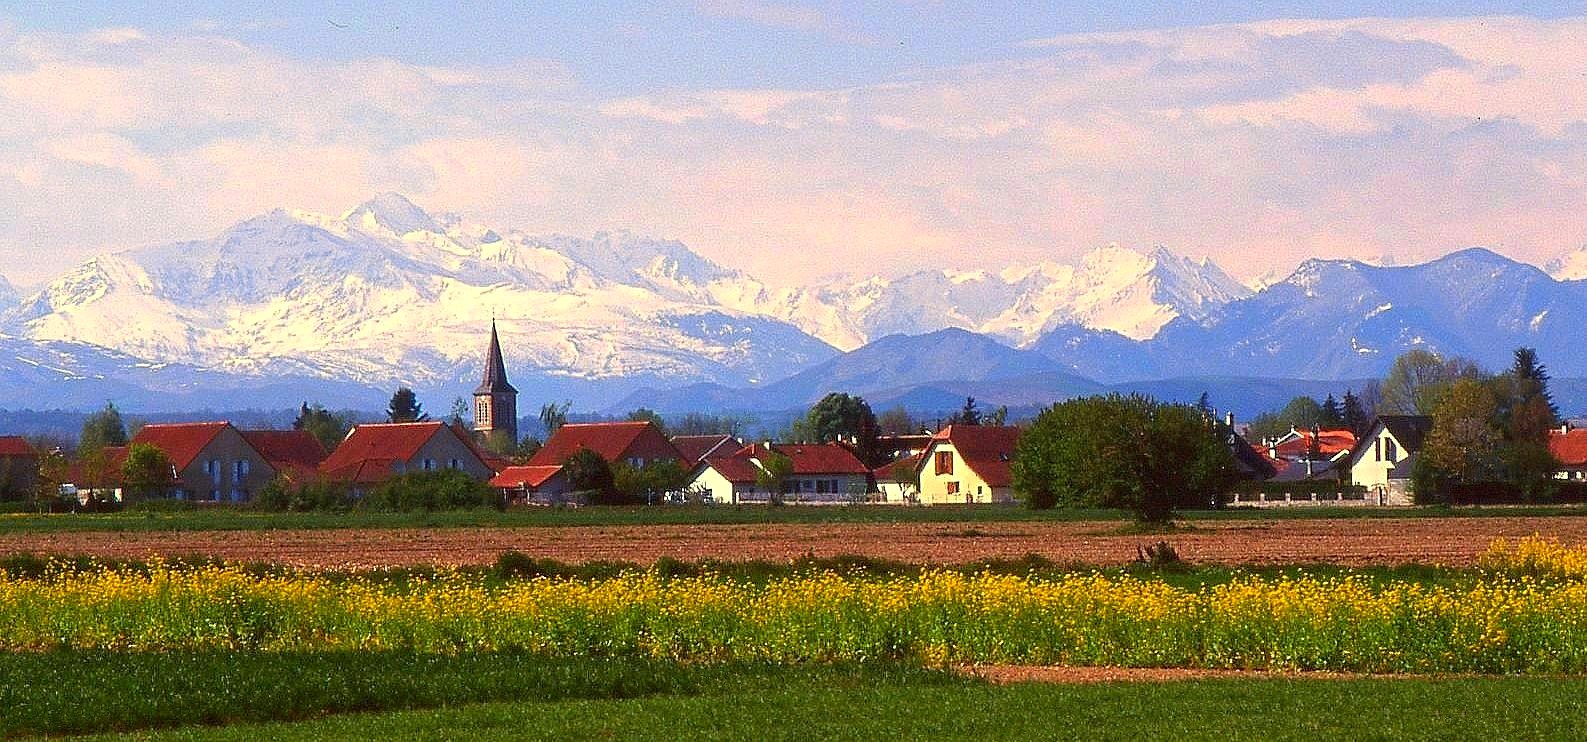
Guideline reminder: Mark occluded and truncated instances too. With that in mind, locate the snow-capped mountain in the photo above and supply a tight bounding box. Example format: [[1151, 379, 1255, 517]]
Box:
[[718, 245, 1251, 350], [1547, 247, 1587, 281], [2, 194, 838, 395], [0, 275, 16, 311], [1, 195, 1252, 401], [1035, 248, 1587, 380]]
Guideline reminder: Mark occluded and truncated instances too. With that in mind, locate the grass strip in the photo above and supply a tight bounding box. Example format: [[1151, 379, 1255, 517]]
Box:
[[0, 650, 778, 737], [87, 672, 1587, 741]]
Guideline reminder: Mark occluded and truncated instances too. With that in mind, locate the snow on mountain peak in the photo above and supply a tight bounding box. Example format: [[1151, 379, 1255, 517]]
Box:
[[343, 192, 439, 236]]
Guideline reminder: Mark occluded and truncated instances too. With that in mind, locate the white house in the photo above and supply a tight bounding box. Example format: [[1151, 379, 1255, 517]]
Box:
[[683, 442, 871, 504], [1346, 415, 1434, 506], [914, 425, 1020, 505]]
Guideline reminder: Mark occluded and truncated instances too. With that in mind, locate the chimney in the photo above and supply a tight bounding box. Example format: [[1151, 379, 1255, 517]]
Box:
[[1563, 424, 1572, 435]]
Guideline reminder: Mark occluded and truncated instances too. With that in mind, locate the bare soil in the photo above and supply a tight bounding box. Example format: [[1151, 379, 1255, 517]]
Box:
[[959, 665, 1450, 684], [1, 516, 1583, 568]]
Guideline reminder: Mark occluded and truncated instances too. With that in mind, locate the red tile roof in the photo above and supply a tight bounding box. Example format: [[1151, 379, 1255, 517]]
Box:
[[319, 422, 463, 483], [734, 442, 870, 476], [320, 458, 401, 485], [0, 436, 35, 457], [1270, 428, 1357, 460], [129, 422, 230, 470], [696, 456, 763, 484], [929, 425, 1020, 488], [490, 465, 566, 489], [241, 430, 326, 472], [529, 422, 681, 467], [1551, 429, 1587, 467], [671, 434, 739, 464]]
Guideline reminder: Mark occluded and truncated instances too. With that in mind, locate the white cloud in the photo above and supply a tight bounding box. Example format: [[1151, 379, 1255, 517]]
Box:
[[1, 17, 1586, 287]]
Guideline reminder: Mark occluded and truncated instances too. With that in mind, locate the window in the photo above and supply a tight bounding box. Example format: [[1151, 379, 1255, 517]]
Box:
[[476, 399, 489, 423], [935, 451, 954, 476], [449, 458, 461, 470], [233, 460, 249, 484], [423, 458, 437, 471], [207, 459, 221, 484], [1384, 438, 1398, 461], [945, 481, 960, 495], [1373, 438, 1381, 461]]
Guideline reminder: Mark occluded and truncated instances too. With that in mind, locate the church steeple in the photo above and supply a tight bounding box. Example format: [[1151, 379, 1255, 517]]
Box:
[[473, 320, 518, 445], [475, 320, 517, 396]]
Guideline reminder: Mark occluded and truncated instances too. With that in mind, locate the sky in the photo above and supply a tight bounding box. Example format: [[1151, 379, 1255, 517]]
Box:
[[2, 2, 1586, 287]]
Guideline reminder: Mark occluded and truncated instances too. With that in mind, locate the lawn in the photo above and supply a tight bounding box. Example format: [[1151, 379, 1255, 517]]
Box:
[[0, 502, 1583, 534], [66, 662, 1587, 741]]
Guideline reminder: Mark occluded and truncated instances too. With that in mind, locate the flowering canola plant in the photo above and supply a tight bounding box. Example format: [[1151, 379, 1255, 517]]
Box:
[[4, 541, 1587, 674]]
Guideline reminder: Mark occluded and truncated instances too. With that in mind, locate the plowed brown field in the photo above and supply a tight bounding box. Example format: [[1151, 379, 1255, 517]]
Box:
[[2, 516, 1585, 568]]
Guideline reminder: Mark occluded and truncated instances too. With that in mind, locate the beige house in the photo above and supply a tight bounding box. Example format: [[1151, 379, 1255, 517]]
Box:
[[130, 423, 272, 501], [914, 425, 1020, 505], [1346, 416, 1433, 506], [319, 422, 494, 492]]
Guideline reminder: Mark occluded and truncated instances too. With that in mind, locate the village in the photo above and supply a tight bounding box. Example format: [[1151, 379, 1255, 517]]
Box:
[[2, 322, 1583, 513]]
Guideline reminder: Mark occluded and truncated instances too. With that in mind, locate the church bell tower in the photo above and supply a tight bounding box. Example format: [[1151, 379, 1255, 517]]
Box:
[[473, 320, 518, 446]]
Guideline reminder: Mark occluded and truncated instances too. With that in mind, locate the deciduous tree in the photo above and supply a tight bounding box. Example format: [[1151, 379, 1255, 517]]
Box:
[[1011, 393, 1237, 522]]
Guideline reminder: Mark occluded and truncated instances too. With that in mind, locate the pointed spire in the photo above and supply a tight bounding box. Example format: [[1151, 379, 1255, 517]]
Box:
[[475, 320, 517, 395]]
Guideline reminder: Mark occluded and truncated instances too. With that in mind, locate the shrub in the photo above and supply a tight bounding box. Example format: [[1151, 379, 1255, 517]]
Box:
[[360, 469, 503, 512]]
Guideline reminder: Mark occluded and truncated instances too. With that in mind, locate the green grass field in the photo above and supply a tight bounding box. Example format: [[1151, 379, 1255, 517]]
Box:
[[49, 658, 1587, 741], [0, 502, 1583, 534]]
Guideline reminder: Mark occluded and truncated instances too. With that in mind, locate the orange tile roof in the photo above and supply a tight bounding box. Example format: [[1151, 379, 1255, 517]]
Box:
[[320, 422, 467, 483], [490, 465, 565, 489], [733, 442, 870, 475], [1551, 429, 1587, 467], [529, 422, 681, 467], [241, 430, 326, 472], [0, 436, 35, 457], [1271, 428, 1357, 460], [696, 455, 763, 484], [129, 422, 230, 470], [671, 434, 739, 464]]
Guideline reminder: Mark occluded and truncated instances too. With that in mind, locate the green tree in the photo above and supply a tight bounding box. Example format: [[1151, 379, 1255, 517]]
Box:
[[539, 401, 571, 437], [754, 450, 794, 504], [1245, 396, 1325, 441], [954, 397, 982, 426], [34, 449, 67, 513], [1320, 394, 1343, 428], [562, 448, 616, 503], [1011, 393, 1238, 523], [386, 387, 427, 423], [1420, 378, 1501, 487], [876, 406, 919, 435], [1341, 389, 1368, 437], [793, 393, 882, 466], [670, 413, 745, 436], [1381, 350, 1479, 415], [293, 402, 352, 452], [120, 443, 175, 501], [78, 402, 128, 452], [613, 460, 687, 503], [988, 405, 1009, 426], [625, 408, 667, 435]]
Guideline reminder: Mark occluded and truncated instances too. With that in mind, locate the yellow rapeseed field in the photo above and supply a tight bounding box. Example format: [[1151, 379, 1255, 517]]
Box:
[[4, 537, 1587, 673]]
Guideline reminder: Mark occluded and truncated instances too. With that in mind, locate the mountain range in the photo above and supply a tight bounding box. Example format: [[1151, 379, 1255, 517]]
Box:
[[2, 194, 1585, 418]]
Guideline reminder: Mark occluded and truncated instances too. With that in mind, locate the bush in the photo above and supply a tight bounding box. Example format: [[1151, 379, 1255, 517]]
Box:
[[254, 477, 355, 513], [360, 470, 504, 512]]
